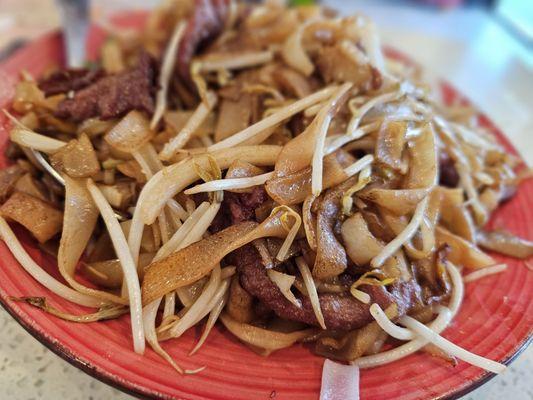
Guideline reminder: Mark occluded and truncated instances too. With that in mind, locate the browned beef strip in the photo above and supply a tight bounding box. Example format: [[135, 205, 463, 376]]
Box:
[[438, 151, 460, 187], [221, 186, 422, 330], [211, 186, 268, 232], [175, 0, 230, 86], [233, 245, 420, 330], [38, 68, 104, 96], [55, 52, 156, 121]]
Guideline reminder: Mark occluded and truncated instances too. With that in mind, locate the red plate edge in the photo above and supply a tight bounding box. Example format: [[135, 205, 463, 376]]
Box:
[[0, 21, 530, 400]]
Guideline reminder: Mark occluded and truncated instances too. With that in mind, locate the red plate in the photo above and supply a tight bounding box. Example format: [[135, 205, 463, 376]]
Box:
[[0, 16, 531, 400]]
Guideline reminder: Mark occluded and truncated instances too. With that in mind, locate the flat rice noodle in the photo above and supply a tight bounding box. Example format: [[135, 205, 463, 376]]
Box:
[[14, 173, 47, 201], [83, 253, 154, 289], [8, 124, 65, 154], [104, 111, 153, 153], [275, 85, 350, 177], [117, 160, 147, 183], [208, 86, 336, 151], [50, 133, 100, 178], [227, 275, 254, 323], [225, 160, 265, 193], [121, 219, 159, 254], [0, 165, 25, 202], [477, 230, 533, 259], [436, 226, 494, 269], [215, 94, 253, 141], [142, 209, 290, 305], [0, 191, 63, 243], [313, 176, 358, 279], [273, 66, 312, 98], [435, 186, 464, 203], [314, 320, 386, 362], [159, 91, 217, 160], [359, 188, 430, 216], [177, 274, 212, 308], [246, 7, 298, 46], [225, 160, 265, 179], [440, 202, 475, 242], [197, 51, 275, 72], [341, 213, 384, 266], [220, 313, 315, 352], [478, 187, 500, 215], [303, 194, 318, 250], [375, 120, 407, 171], [98, 182, 134, 210], [316, 41, 377, 91], [58, 176, 126, 304], [266, 151, 353, 205], [426, 187, 442, 227], [136, 145, 281, 225], [281, 21, 314, 76], [361, 209, 396, 243], [156, 110, 214, 144], [404, 124, 437, 189]]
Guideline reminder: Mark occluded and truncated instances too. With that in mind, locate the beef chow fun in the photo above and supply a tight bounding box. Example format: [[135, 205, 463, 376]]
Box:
[[0, 0, 532, 378]]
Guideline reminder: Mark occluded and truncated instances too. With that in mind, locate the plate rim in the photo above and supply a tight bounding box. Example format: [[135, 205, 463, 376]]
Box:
[[0, 28, 531, 400]]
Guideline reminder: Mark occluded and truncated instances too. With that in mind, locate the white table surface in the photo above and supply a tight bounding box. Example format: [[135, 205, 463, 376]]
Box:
[[0, 1, 531, 399]]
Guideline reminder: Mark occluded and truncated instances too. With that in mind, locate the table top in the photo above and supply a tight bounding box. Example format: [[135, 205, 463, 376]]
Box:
[[0, 1, 531, 399]]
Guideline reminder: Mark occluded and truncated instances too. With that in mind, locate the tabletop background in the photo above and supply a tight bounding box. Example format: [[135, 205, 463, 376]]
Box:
[[0, 0, 531, 399]]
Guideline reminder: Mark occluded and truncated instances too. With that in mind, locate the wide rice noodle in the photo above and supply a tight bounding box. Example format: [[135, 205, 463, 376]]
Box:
[[159, 91, 217, 160], [208, 87, 336, 151], [371, 195, 429, 269], [198, 51, 274, 72], [128, 145, 281, 270], [220, 313, 315, 352], [0, 216, 101, 307], [281, 21, 314, 76], [58, 176, 126, 305]]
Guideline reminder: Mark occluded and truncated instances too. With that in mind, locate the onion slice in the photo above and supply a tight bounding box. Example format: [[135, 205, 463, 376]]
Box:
[[320, 359, 360, 400]]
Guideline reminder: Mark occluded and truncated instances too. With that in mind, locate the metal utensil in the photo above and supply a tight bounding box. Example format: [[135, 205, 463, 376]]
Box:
[[29, 0, 127, 221]]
